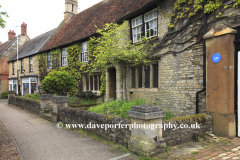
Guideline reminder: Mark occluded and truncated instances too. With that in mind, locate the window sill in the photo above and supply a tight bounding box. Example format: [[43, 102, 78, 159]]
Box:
[[130, 88, 158, 92], [132, 36, 159, 44]]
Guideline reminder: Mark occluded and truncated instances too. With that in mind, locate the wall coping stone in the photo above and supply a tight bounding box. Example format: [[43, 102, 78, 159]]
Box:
[[131, 105, 161, 113], [40, 94, 53, 100], [203, 24, 236, 39], [128, 110, 166, 120], [51, 96, 69, 103]]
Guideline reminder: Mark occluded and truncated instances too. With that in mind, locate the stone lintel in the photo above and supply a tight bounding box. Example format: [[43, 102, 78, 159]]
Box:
[[40, 94, 53, 100], [51, 96, 69, 103], [128, 110, 166, 120], [131, 105, 161, 113]]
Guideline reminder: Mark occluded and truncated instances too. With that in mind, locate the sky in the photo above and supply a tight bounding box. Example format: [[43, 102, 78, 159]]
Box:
[[0, 0, 103, 43]]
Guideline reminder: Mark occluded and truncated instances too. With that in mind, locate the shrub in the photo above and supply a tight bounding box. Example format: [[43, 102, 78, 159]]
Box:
[[42, 70, 76, 95], [18, 91, 21, 96], [1, 92, 8, 99], [79, 91, 96, 100]]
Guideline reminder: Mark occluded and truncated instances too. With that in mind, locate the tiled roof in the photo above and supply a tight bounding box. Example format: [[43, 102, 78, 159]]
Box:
[[9, 29, 56, 62], [40, 0, 155, 52], [0, 38, 17, 55]]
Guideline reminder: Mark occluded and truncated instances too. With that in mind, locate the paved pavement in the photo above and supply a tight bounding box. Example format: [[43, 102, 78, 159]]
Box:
[[0, 99, 126, 160]]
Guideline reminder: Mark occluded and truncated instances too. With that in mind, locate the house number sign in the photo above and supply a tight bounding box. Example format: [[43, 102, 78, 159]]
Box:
[[212, 53, 221, 63]]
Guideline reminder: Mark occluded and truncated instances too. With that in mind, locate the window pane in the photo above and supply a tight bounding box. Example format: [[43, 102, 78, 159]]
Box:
[[153, 64, 158, 88], [138, 66, 142, 88], [90, 76, 93, 90], [132, 68, 135, 88], [94, 76, 98, 90], [145, 66, 150, 88], [86, 77, 89, 90]]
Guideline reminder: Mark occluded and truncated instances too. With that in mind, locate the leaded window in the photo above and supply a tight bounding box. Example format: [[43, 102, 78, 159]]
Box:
[[145, 65, 150, 88], [132, 16, 143, 43], [153, 63, 158, 88]]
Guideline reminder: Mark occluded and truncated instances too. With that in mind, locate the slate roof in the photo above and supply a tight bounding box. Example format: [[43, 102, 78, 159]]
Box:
[[0, 38, 17, 55], [40, 0, 156, 52], [9, 29, 56, 62]]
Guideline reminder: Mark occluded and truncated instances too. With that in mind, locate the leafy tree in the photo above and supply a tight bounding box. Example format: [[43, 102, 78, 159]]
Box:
[[42, 70, 77, 95], [0, 5, 8, 28]]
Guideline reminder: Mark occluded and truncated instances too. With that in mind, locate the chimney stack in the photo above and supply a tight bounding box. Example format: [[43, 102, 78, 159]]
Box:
[[0, 41, 2, 45], [64, 0, 78, 22], [21, 22, 27, 35], [8, 30, 16, 41]]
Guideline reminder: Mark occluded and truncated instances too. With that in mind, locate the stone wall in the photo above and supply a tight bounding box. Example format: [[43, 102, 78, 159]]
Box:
[[58, 107, 131, 148], [163, 114, 212, 146], [126, 44, 206, 117], [9, 95, 40, 114]]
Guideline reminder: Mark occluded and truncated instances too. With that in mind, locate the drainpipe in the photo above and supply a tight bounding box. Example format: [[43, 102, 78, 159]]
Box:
[[196, 0, 207, 114]]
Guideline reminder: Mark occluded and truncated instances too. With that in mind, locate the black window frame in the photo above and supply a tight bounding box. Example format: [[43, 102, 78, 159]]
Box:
[[138, 66, 142, 88], [144, 65, 150, 88], [153, 63, 158, 88], [21, 59, 24, 73], [132, 67, 136, 88], [12, 62, 15, 75]]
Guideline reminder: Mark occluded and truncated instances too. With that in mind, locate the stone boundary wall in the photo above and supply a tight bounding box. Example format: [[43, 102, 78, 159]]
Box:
[[8, 93, 212, 149], [9, 96, 40, 114], [163, 114, 212, 146], [58, 107, 131, 148]]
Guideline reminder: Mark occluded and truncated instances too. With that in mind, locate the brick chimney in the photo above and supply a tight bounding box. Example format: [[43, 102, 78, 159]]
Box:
[[8, 30, 16, 41], [0, 41, 2, 45], [64, 0, 78, 22], [21, 22, 27, 35]]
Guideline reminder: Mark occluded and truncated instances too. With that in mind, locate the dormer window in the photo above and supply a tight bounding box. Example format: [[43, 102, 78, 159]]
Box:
[[131, 9, 158, 43]]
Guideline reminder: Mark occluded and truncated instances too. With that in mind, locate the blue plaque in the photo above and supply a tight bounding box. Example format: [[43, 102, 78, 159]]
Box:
[[212, 53, 221, 63]]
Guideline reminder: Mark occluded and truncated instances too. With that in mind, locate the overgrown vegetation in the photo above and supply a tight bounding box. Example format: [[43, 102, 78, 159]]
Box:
[[88, 98, 175, 120], [1, 92, 8, 99], [22, 93, 40, 101]]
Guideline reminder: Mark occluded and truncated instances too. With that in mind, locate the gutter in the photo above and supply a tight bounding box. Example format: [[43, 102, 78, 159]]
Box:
[[196, 0, 207, 114]]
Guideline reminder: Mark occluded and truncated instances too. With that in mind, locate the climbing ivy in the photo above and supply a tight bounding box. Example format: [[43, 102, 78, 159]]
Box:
[[166, 0, 240, 28], [37, 52, 47, 82], [86, 21, 154, 95], [50, 49, 61, 70], [65, 44, 84, 96]]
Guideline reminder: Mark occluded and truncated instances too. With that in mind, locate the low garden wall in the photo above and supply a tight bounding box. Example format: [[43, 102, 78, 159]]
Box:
[[163, 114, 212, 146], [58, 107, 131, 148], [9, 95, 40, 114], [8, 92, 213, 153]]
